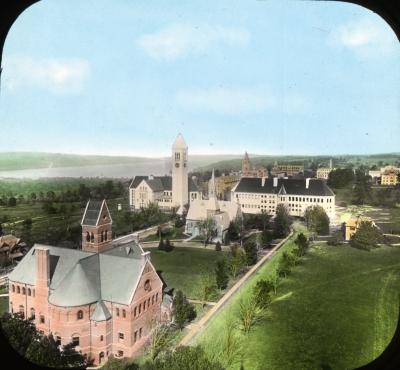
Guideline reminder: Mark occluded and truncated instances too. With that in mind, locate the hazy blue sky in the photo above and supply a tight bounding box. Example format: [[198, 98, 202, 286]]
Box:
[[1, 0, 399, 157]]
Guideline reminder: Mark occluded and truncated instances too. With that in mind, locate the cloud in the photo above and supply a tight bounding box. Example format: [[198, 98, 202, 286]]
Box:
[[331, 17, 398, 58], [2, 56, 90, 93], [176, 87, 275, 115], [136, 23, 249, 61]]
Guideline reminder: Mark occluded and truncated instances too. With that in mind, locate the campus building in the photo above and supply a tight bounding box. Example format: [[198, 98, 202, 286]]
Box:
[[270, 161, 304, 177], [209, 173, 240, 200], [342, 215, 375, 241], [241, 152, 268, 178], [129, 134, 202, 214], [316, 159, 335, 180], [8, 199, 163, 366], [232, 177, 335, 219], [185, 170, 241, 242]]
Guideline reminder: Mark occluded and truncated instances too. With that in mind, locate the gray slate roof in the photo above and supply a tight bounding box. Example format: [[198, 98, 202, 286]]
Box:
[[234, 178, 334, 196], [9, 240, 148, 307], [81, 199, 104, 226], [92, 300, 112, 321], [130, 175, 199, 192]]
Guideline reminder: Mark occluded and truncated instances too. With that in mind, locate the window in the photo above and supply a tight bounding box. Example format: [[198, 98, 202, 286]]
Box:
[[148, 298, 150, 307], [17, 286, 20, 294], [134, 331, 137, 343], [118, 350, 123, 357], [27, 288, 31, 296], [90, 233, 94, 242], [139, 304, 141, 314], [30, 308, 35, 319], [119, 333, 124, 340], [122, 309, 126, 318], [134, 307, 137, 317], [40, 315, 45, 324], [105, 230, 108, 240], [100, 335, 104, 342], [99, 352, 105, 363], [72, 336, 80, 346], [12, 285, 15, 292], [143, 301, 146, 311], [156, 293, 159, 302], [86, 232, 90, 242], [77, 310, 83, 320], [19, 305, 24, 318], [56, 336, 61, 346], [139, 328, 142, 339], [152, 295, 154, 305], [100, 231, 104, 242]]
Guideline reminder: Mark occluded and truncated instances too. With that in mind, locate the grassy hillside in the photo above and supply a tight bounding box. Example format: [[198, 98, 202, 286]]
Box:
[[196, 241, 400, 369]]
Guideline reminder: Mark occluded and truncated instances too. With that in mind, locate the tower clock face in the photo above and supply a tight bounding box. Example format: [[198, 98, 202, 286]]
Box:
[[175, 163, 180, 168]]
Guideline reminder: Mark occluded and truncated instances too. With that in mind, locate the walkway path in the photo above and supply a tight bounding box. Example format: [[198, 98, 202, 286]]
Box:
[[187, 299, 217, 306], [179, 231, 294, 346]]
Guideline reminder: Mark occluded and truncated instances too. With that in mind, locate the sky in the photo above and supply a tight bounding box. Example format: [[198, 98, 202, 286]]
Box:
[[0, 0, 399, 157]]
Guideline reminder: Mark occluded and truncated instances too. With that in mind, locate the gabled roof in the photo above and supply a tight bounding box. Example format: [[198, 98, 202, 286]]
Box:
[[81, 199, 112, 226], [130, 175, 199, 193], [9, 238, 156, 306], [234, 178, 335, 196]]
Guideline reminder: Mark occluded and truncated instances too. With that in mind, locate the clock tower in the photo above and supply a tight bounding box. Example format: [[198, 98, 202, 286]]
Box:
[[172, 133, 189, 210]]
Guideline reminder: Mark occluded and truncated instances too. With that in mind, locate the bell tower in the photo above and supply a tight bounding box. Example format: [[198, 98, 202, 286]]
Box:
[[242, 152, 251, 176], [81, 199, 113, 253], [172, 133, 189, 210]]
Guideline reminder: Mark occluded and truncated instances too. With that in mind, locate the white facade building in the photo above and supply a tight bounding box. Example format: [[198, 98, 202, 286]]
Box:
[[232, 177, 335, 219], [129, 134, 202, 212]]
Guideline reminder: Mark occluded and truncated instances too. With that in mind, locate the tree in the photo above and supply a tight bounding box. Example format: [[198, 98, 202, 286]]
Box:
[[270, 272, 280, 295], [198, 273, 216, 306], [148, 323, 172, 361], [198, 217, 217, 246], [7, 197, 17, 207], [259, 229, 273, 248], [228, 249, 246, 278], [221, 318, 242, 368], [238, 298, 262, 334], [304, 206, 330, 235], [243, 240, 258, 266], [227, 220, 240, 241], [253, 279, 274, 309], [164, 239, 174, 253], [25, 334, 61, 368], [173, 290, 196, 330], [273, 204, 292, 238], [215, 259, 229, 290], [350, 221, 383, 251], [158, 239, 165, 251], [294, 233, 309, 256], [327, 168, 355, 189], [352, 169, 371, 205], [215, 241, 222, 251], [141, 346, 224, 370]]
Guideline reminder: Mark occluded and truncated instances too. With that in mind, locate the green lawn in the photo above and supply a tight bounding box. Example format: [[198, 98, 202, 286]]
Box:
[[196, 241, 400, 370], [142, 226, 187, 242], [0, 296, 9, 315], [144, 247, 227, 300]]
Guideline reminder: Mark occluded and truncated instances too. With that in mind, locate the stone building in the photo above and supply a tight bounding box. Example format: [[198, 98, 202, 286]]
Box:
[[241, 152, 268, 178], [8, 199, 163, 366], [270, 161, 304, 177], [129, 134, 202, 214], [232, 177, 335, 219]]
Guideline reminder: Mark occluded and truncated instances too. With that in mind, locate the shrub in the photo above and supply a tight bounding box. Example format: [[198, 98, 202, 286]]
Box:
[[215, 259, 229, 290], [215, 241, 222, 251], [253, 279, 274, 309]]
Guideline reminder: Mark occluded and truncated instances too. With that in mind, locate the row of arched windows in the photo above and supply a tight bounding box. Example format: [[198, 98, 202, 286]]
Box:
[[85, 231, 108, 243], [11, 284, 35, 297], [133, 293, 159, 318]]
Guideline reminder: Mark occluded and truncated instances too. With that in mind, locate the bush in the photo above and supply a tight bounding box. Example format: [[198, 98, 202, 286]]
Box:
[[215, 241, 222, 251], [215, 259, 229, 290], [350, 221, 383, 251], [253, 279, 274, 309], [164, 239, 174, 253], [173, 290, 197, 329], [243, 241, 258, 266], [327, 230, 344, 246]]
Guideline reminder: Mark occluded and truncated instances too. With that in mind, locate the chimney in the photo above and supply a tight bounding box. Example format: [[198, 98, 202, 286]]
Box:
[[36, 246, 50, 287], [306, 178, 310, 189], [273, 177, 278, 187], [261, 177, 266, 187]]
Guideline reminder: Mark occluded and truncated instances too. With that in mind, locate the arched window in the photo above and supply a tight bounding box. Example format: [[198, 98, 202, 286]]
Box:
[[17, 286, 20, 294], [122, 309, 126, 318], [72, 335, 80, 347], [116, 308, 120, 316], [90, 233, 94, 242], [22, 287, 26, 295], [77, 310, 83, 320], [30, 308, 35, 319], [99, 352, 105, 364], [105, 230, 108, 241], [12, 285, 15, 292], [86, 232, 90, 242], [27, 288, 31, 296], [100, 231, 104, 242]]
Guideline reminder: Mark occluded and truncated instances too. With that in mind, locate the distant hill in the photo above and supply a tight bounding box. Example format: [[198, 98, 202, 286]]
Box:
[[0, 152, 243, 172], [197, 153, 400, 172]]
